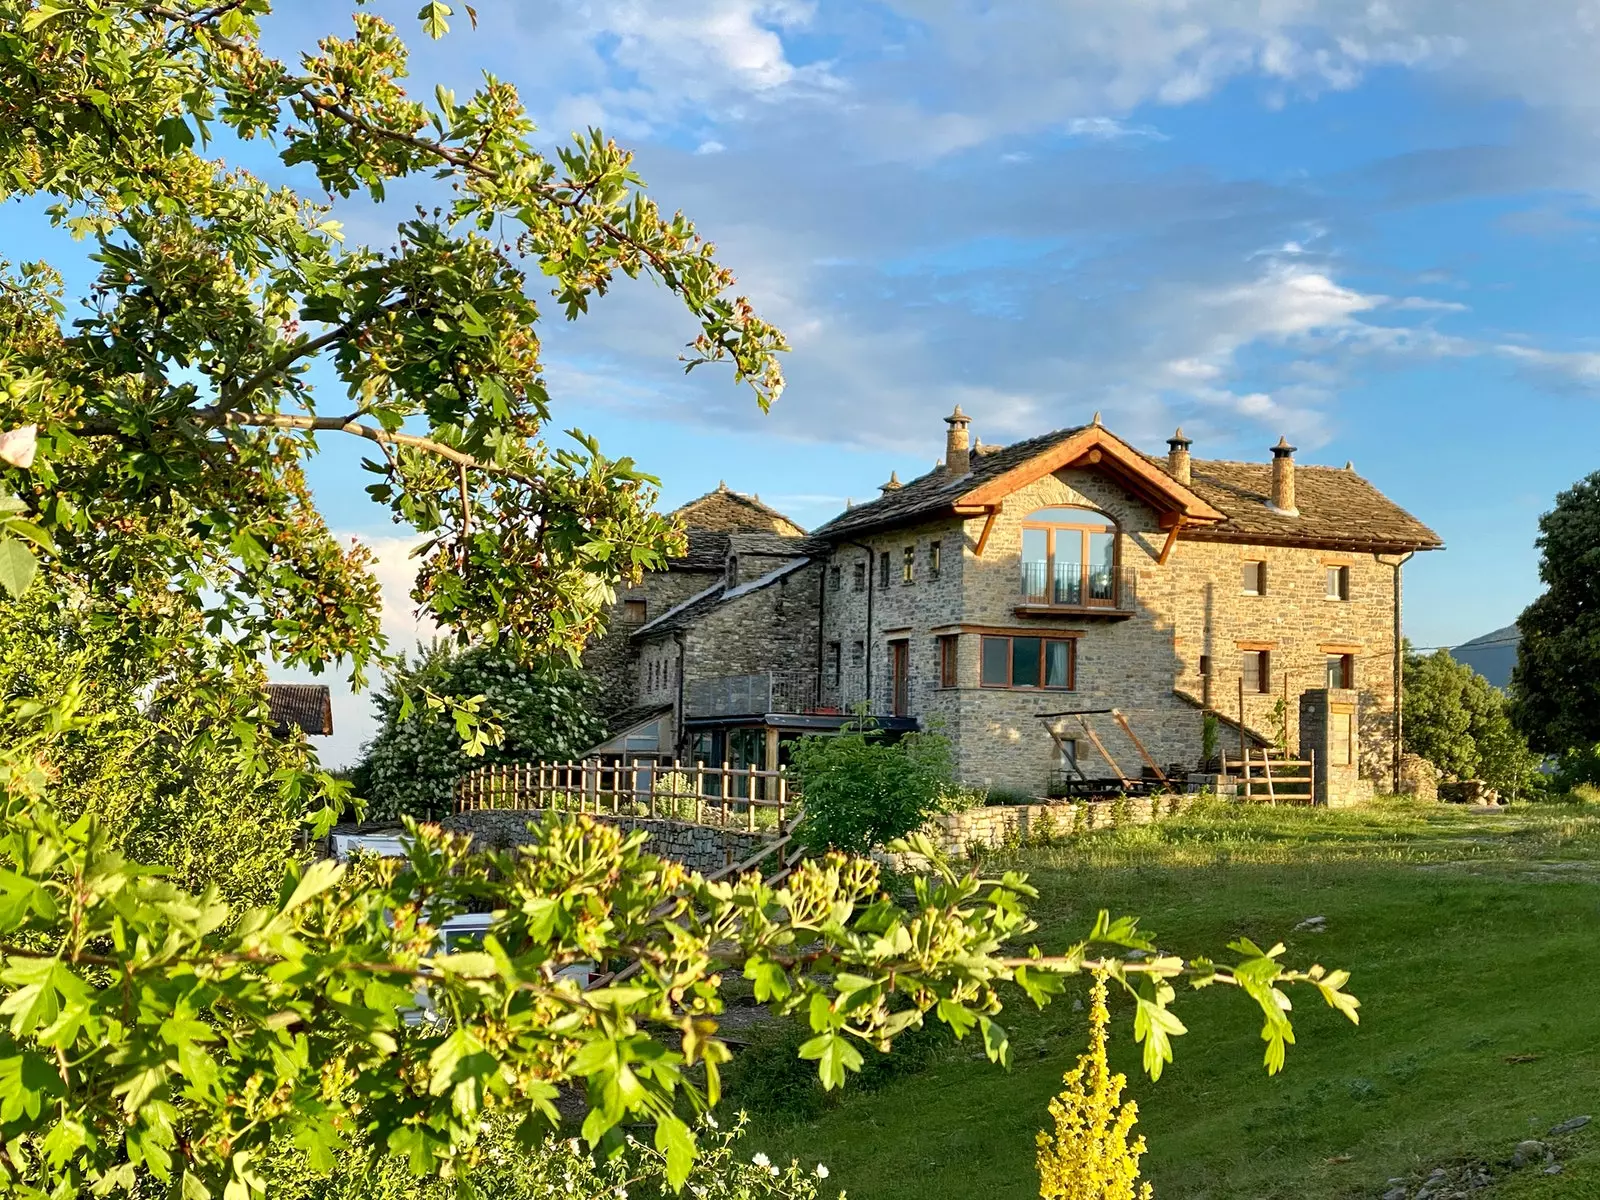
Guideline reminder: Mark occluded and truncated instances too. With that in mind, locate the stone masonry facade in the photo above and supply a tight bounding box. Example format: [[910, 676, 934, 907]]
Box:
[[578, 414, 1440, 799]]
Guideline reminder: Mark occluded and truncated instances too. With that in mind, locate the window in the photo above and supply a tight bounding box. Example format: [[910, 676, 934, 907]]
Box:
[[929, 540, 942, 580], [726, 555, 738, 587], [903, 545, 915, 584], [938, 634, 958, 687], [1199, 654, 1211, 678], [1326, 565, 1350, 601], [853, 560, 867, 592], [850, 640, 864, 668], [1242, 649, 1271, 694], [979, 635, 1074, 690], [889, 640, 910, 717], [1020, 506, 1118, 606], [1242, 560, 1266, 596], [1326, 653, 1354, 690], [879, 551, 891, 589], [829, 565, 842, 593], [621, 597, 647, 625], [1053, 738, 1079, 775], [826, 641, 841, 687]]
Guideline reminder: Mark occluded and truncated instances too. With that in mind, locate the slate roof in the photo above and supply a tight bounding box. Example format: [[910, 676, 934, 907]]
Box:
[[813, 427, 1085, 541], [264, 683, 333, 737], [1173, 459, 1441, 551], [671, 483, 807, 536], [631, 559, 813, 640], [811, 423, 1440, 553]]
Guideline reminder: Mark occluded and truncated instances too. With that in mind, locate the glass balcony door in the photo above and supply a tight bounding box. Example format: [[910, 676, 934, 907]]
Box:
[[1020, 507, 1118, 607]]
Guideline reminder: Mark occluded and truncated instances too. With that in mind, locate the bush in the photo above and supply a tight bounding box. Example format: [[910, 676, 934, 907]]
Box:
[[789, 722, 958, 853], [356, 641, 605, 820], [268, 1111, 838, 1200]]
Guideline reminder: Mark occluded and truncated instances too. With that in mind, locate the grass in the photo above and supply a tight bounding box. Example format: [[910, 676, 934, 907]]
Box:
[[737, 799, 1600, 1198]]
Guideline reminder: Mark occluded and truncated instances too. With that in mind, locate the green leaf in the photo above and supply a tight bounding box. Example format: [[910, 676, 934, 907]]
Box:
[[417, 1, 451, 37], [797, 1031, 863, 1091], [0, 535, 37, 598]]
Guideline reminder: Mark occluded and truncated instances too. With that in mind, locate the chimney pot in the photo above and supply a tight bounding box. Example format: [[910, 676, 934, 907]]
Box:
[[1166, 426, 1192, 485], [944, 406, 972, 477], [879, 470, 902, 494], [1270, 436, 1298, 516]]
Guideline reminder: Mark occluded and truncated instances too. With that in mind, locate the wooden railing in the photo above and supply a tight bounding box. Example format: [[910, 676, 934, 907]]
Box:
[[1222, 749, 1316, 805], [454, 759, 794, 833]]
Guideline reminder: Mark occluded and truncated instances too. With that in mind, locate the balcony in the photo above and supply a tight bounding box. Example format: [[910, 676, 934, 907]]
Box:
[[1016, 560, 1137, 618], [687, 671, 822, 718]]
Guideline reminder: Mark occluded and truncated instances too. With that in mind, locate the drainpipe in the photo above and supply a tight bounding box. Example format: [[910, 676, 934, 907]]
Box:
[[1388, 551, 1415, 795], [815, 552, 827, 709], [674, 630, 688, 760], [846, 539, 876, 707]]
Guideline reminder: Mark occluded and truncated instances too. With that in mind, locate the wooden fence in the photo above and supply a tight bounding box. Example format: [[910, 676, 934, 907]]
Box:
[[1222, 749, 1316, 805], [454, 759, 794, 833]]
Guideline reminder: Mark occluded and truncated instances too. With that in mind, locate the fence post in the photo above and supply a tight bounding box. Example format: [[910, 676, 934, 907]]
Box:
[[720, 761, 731, 828], [747, 765, 757, 832], [778, 765, 788, 834], [694, 761, 704, 826]]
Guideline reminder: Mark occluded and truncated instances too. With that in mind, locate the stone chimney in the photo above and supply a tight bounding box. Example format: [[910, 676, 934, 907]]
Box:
[[944, 405, 971, 477], [1166, 427, 1192, 485], [1270, 436, 1298, 516]]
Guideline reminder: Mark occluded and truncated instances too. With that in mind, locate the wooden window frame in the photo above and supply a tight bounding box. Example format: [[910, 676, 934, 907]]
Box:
[[978, 634, 1076, 691], [621, 597, 647, 625], [902, 544, 915, 584], [1326, 653, 1354, 690], [1242, 560, 1266, 596], [1325, 564, 1350, 601], [1242, 648, 1271, 694], [889, 638, 911, 717], [929, 540, 942, 580], [937, 634, 958, 688], [1020, 507, 1120, 608]]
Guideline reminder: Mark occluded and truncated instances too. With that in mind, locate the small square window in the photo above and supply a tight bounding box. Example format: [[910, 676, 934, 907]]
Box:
[[879, 551, 891, 589], [980, 636, 1010, 687], [903, 544, 915, 584], [1327, 653, 1354, 690], [853, 561, 867, 592], [938, 634, 958, 687], [1326, 565, 1350, 601], [1243, 649, 1271, 694], [1242, 561, 1266, 596], [621, 598, 647, 625], [929, 540, 942, 580], [1199, 654, 1211, 678], [830, 565, 842, 592], [850, 640, 865, 668]]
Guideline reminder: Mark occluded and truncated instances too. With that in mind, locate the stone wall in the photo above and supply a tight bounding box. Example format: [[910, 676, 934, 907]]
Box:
[[909, 792, 1198, 858], [816, 464, 1399, 795], [583, 570, 719, 723], [443, 808, 775, 875]]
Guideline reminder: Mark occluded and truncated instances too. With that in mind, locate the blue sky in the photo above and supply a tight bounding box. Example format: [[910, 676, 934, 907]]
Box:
[[10, 1, 1600, 763]]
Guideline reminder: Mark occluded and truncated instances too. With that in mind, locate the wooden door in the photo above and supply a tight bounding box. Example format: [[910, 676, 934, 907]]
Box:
[[889, 640, 910, 717]]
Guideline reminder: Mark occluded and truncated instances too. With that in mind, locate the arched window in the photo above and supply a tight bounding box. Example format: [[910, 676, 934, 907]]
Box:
[[1020, 506, 1118, 606]]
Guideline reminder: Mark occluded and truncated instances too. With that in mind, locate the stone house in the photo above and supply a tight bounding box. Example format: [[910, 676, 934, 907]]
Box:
[[582, 412, 1441, 797]]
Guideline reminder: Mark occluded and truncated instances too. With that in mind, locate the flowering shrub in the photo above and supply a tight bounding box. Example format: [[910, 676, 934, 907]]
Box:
[[1036, 971, 1153, 1200], [270, 1114, 839, 1200]]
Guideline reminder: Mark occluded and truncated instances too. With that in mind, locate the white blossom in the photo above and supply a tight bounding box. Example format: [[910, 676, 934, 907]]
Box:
[[815, 1163, 830, 1179]]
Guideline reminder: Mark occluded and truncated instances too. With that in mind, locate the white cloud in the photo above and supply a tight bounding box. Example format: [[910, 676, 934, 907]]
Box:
[[695, 139, 728, 155], [1063, 116, 1168, 141]]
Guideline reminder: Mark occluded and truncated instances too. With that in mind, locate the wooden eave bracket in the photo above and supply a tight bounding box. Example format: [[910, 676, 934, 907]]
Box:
[[972, 504, 1002, 557], [1157, 516, 1186, 566]]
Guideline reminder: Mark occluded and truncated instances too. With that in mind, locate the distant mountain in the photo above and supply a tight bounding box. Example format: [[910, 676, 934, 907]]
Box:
[[1450, 623, 1520, 690]]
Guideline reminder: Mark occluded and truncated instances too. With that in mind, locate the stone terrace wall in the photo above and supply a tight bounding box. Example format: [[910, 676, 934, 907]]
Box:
[[444, 808, 775, 876], [918, 792, 1198, 856]]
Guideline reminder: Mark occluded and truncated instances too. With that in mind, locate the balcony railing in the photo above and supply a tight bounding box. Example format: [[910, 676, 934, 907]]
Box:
[[1019, 560, 1137, 613], [687, 671, 821, 718]]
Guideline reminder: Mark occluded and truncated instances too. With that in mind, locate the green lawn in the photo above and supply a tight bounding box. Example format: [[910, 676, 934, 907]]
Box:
[[740, 800, 1600, 1198]]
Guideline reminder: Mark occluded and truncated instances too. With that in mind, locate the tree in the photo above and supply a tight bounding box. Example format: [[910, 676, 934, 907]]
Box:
[[0, 704, 1361, 1198], [1511, 471, 1600, 753], [789, 723, 961, 854], [0, 589, 324, 909], [0, 0, 785, 692], [1404, 645, 1541, 796], [357, 641, 605, 820]]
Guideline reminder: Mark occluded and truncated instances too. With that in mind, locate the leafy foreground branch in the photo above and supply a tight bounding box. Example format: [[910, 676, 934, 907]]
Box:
[[0, 778, 1358, 1198]]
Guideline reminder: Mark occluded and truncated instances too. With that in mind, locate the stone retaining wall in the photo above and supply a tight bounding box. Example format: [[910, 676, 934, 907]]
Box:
[[918, 792, 1199, 856], [443, 808, 775, 875]]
